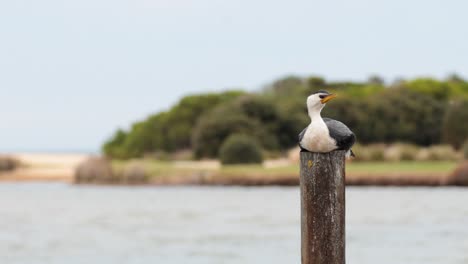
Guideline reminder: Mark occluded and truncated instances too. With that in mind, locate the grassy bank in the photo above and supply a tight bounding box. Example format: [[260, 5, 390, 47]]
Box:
[[109, 160, 458, 186]]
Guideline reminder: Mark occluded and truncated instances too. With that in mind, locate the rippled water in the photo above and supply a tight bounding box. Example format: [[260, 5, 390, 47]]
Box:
[[0, 183, 467, 264]]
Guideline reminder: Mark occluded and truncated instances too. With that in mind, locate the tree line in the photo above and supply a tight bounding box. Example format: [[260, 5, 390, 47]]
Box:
[[103, 75, 468, 159]]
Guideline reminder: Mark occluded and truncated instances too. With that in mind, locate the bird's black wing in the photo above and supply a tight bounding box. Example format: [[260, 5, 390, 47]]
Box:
[[323, 118, 356, 151], [298, 127, 308, 152]]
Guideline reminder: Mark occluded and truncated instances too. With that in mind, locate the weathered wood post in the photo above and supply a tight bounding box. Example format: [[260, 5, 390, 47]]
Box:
[[300, 150, 346, 264]]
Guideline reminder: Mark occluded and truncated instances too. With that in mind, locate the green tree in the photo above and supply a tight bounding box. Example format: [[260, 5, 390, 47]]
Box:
[[165, 91, 244, 150], [442, 99, 468, 149], [192, 95, 283, 158], [275, 97, 309, 148], [403, 78, 452, 101], [103, 75, 468, 159], [306, 76, 326, 89], [323, 88, 445, 145], [265, 76, 305, 95], [367, 75, 385, 85], [102, 91, 244, 159], [102, 129, 128, 159]]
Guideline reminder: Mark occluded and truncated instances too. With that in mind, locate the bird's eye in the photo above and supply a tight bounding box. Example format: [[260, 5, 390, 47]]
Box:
[[319, 95, 326, 99]]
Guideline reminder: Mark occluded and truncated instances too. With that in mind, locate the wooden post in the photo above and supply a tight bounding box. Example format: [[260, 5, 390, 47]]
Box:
[[300, 150, 346, 264]]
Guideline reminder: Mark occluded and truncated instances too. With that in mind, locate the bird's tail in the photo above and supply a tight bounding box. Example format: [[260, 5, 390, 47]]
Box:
[[346, 149, 356, 159]]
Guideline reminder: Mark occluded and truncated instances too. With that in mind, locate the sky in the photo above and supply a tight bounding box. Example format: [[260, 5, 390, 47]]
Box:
[[1, 0, 467, 152]]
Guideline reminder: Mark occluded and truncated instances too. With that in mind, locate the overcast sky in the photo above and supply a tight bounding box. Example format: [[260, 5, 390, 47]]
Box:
[[1, 0, 467, 152]]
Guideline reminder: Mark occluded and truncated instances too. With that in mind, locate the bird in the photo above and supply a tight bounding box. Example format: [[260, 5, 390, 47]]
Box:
[[298, 90, 356, 157]]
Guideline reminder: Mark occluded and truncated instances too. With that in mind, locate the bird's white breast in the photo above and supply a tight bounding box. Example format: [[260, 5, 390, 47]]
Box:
[[302, 119, 337, 152]]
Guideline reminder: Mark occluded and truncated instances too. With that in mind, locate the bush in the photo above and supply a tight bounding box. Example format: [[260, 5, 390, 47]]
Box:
[[416, 145, 460, 161], [383, 143, 419, 161], [447, 162, 468, 186], [169, 149, 194, 161], [352, 144, 462, 162], [192, 111, 263, 158], [143, 151, 170, 161], [0, 156, 19, 172], [399, 146, 419, 161], [192, 96, 282, 158], [74, 157, 114, 183], [219, 134, 263, 165], [351, 144, 386, 162], [121, 162, 148, 184]]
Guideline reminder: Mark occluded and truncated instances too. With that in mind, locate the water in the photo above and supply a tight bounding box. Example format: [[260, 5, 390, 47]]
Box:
[[0, 183, 467, 264]]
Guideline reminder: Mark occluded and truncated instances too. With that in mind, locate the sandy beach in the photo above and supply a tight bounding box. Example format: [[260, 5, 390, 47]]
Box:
[[0, 153, 88, 182]]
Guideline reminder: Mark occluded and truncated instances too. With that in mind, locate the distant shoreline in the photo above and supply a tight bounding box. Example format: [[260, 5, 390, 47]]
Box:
[[1, 153, 464, 187]]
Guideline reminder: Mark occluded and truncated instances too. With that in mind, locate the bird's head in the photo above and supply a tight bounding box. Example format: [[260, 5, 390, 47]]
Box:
[[307, 90, 337, 115]]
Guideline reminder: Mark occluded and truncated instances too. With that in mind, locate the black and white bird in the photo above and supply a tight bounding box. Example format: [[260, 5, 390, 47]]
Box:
[[299, 90, 356, 157]]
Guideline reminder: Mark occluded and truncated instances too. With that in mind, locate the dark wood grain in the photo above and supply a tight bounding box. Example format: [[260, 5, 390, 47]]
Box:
[[300, 151, 346, 264]]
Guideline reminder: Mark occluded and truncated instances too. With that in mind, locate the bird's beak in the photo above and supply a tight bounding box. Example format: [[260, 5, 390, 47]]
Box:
[[320, 94, 337, 104]]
